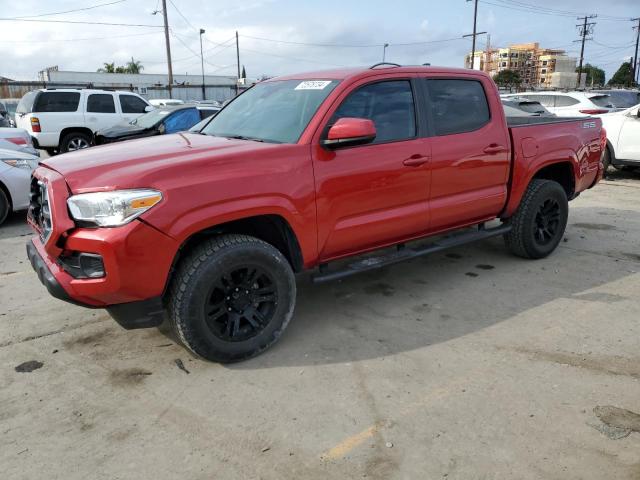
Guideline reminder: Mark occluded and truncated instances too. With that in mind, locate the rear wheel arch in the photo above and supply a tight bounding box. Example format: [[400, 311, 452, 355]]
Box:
[[58, 127, 94, 151], [531, 161, 575, 199]]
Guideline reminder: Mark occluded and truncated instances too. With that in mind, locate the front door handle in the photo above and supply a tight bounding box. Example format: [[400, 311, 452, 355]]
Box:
[[403, 154, 430, 167], [483, 144, 508, 154]]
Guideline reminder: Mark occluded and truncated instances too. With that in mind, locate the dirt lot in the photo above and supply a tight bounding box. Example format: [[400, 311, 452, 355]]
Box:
[[1, 171, 640, 480]]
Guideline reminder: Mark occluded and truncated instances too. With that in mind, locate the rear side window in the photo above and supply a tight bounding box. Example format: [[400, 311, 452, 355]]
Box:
[[589, 95, 614, 108], [555, 95, 580, 107], [119, 95, 148, 114], [425, 79, 490, 136], [17, 91, 38, 114], [87, 94, 116, 113], [332, 80, 416, 143], [33, 92, 80, 112]]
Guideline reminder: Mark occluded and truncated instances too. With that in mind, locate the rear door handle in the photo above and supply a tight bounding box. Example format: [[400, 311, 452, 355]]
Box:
[[403, 154, 430, 167], [483, 144, 508, 154]]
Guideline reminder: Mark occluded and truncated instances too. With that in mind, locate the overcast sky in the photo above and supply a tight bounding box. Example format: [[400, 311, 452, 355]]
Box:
[[1, 0, 638, 82]]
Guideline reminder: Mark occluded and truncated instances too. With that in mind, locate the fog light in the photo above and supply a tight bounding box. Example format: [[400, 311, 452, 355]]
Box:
[[58, 252, 105, 279]]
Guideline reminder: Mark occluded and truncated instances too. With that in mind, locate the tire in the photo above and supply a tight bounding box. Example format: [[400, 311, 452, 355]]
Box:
[[504, 179, 568, 259], [59, 132, 91, 153], [167, 234, 297, 363], [0, 189, 9, 226], [602, 147, 611, 175], [45, 148, 57, 157]]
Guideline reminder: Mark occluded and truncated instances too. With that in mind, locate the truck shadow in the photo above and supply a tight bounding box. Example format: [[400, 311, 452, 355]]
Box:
[[230, 203, 640, 369]]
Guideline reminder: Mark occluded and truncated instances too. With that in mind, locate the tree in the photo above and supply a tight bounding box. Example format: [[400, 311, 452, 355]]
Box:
[[97, 62, 115, 73], [608, 61, 637, 87], [576, 63, 605, 87], [125, 57, 144, 74], [493, 69, 522, 88]]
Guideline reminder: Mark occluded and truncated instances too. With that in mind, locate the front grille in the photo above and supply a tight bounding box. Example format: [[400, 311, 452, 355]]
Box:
[[28, 177, 53, 243]]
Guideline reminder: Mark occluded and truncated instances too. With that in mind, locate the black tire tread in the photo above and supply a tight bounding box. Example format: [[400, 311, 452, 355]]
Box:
[[167, 234, 296, 363], [59, 132, 91, 153], [0, 188, 9, 226], [504, 179, 567, 259]]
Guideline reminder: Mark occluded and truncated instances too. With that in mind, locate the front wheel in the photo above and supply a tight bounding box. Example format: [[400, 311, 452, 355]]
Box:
[[504, 179, 568, 259], [167, 234, 296, 363], [0, 189, 9, 226]]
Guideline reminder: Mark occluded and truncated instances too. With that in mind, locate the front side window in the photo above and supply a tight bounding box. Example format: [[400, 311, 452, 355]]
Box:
[[33, 92, 80, 112], [202, 79, 339, 143], [87, 94, 116, 113], [163, 108, 201, 133], [331, 80, 416, 143], [120, 95, 148, 114], [425, 79, 490, 136]]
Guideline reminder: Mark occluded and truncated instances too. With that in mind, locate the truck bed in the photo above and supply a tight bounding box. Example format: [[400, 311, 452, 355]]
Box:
[[506, 116, 586, 127]]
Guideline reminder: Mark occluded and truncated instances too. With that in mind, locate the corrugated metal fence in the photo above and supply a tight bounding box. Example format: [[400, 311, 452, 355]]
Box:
[[0, 80, 241, 103]]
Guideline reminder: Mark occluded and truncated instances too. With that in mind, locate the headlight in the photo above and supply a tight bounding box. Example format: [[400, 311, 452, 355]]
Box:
[[2, 159, 34, 170], [67, 189, 163, 227]]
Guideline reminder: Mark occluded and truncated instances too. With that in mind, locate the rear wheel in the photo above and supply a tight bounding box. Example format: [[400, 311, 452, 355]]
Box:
[[0, 189, 9, 226], [504, 179, 568, 259], [59, 132, 91, 153], [167, 234, 296, 363], [602, 147, 611, 175]]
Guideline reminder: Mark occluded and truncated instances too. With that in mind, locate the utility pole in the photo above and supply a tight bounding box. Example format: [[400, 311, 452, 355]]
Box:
[[199, 28, 206, 100], [632, 18, 640, 86], [463, 31, 487, 69], [575, 15, 597, 89], [467, 0, 478, 69], [235, 31, 240, 96], [485, 33, 491, 73], [161, 0, 174, 98]]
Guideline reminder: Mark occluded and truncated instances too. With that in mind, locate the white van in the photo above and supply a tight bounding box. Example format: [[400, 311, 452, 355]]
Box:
[[15, 89, 152, 154]]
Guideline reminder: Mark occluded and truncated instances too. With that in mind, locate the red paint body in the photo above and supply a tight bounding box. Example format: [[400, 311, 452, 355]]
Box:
[[29, 66, 603, 307]]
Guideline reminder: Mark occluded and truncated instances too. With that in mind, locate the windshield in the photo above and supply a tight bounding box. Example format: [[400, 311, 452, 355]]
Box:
[[131, 109, 172, 128], [202, 79, 339, 143], [16, 91, 38, 114]]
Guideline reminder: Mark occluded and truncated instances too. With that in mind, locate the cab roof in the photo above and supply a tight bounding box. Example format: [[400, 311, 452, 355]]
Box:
[[272, 64, 486, 82]]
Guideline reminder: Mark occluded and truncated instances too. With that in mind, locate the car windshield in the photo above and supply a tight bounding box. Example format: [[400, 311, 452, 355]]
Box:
[[201, 79, 340, 143], [130, 109, 172, 128]]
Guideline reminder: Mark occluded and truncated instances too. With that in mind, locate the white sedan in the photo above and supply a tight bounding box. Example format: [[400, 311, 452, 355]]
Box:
[[0, 148, 39, 226], [600, 104, 640, 171]]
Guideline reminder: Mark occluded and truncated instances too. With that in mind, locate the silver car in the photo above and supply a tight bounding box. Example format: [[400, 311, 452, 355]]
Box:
[[0, 148, 39, 225], [0, 127, 39, 156]]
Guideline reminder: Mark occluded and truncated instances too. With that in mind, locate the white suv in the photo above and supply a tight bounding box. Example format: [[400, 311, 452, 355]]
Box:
[[502, 91, 617, 117], [15, 89, 152, 154]]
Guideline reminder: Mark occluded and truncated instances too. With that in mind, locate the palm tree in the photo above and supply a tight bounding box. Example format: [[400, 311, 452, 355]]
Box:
[[125, 57, 144, 74], [97, 62, 116, 73]]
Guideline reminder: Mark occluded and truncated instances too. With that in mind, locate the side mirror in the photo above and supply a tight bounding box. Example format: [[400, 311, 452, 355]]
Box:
[[157, 123, 166, 134], [144, 105, 154, 112], [322, 117, 376, 149]]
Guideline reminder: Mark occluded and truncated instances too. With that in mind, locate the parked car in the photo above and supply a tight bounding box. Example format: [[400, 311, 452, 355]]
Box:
[[15, 89, 152, 154], [149, 99, 184, 107], [591, 89, 640, 109], [501, 97, 554, 117], [502, 91, 617, 116], [0, 99, 19, 127], [95, 104, 220, 145], [0, 148, 39, 226], [600, 103, 640, 172], [26, 65, 605, 362], [0, 128, 39, 156]]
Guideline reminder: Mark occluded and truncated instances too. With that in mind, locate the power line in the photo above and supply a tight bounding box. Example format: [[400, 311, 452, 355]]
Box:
[[8, 0, 127, 19], [1, 31, 162, 43], [0, 17, 163, 27], [167, 0, 198, 32], [239, 33, 466, 48], [480, 0, 630, 21], [241, 47, 348, 67]]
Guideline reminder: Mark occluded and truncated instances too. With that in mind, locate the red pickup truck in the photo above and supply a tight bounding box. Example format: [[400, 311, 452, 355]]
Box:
[[26, 65, 605, 362]]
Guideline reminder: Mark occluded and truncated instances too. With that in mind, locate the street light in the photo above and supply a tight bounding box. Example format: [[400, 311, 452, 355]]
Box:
[[199, 28, 206, 100], [382, 43, 389, 62]]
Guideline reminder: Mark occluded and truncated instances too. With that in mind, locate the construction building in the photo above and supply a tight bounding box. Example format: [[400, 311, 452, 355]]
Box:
[[465, 42, 579, 89]]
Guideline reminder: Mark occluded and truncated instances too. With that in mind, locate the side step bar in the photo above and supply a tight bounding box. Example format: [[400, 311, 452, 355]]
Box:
[[312, 223, 512, 284]]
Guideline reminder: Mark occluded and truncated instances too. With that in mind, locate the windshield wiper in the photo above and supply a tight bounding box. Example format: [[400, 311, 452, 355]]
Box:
[[225, 134, 265, 143]]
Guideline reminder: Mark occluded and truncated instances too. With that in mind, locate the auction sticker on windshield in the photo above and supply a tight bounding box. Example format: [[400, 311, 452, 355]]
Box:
[[295, 80, 332, 90]]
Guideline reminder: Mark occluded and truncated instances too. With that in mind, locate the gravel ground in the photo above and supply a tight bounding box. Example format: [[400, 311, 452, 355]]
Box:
[[1, 169, 640, 479]]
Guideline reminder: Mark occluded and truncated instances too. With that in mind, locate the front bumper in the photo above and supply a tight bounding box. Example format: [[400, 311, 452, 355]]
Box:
[[26, 166, 179, 328]]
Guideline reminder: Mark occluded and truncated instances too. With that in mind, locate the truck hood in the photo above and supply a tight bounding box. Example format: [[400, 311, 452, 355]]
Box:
[[42, 132, 283, 193]]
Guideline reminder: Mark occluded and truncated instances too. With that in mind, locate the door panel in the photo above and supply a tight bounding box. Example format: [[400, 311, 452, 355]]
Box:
[[421, 77, 510, 232], [312, 78, 431, 260], [85, 93, 118, 132], [617, 114, 640, 161]]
